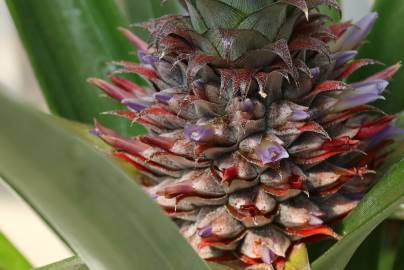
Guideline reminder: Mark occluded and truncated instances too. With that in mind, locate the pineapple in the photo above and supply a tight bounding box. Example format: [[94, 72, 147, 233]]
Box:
[[89, 1, 400, 269]]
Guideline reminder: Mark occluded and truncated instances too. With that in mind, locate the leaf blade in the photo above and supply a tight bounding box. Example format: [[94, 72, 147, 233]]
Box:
[[35, 257, 87, 270], [0, 231, 32, 270], [312, 158, 404, 270], [122, 0, 181, 23], [393, 228, 404, 270], [5, 0, 143, 134], [0, 92, 210, 270]]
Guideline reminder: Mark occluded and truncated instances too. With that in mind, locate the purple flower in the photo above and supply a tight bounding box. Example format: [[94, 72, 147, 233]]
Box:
[[290, 110, 310, 121], [310, 67, 321, 78], [137, 51, 158, 65], [154, 93, 173, 104], [261, 248, 277, 264], [256, 142, 289, 164], [154, 88, 179, 104], [198, 225, 213, 238], [333, 80, 388, 112], [333, 13, 378, 52], [89, 128, 100, 137], [122, 98, 148, 112], [369, 126, 404, 144], [333, 50, 358, 66], [241, 98, 253, 112], [184, 124, 215, 142], [309, 216, 323, 226]]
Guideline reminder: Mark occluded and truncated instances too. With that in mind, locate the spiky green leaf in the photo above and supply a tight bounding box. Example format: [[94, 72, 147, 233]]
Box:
[[0, 92, 211, 270], [238, 4, 287, 41], [196, 0, 244, 29]]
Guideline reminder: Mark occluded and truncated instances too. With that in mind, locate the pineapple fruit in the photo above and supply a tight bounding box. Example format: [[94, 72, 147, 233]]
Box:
[[89, 1, 400, 269]]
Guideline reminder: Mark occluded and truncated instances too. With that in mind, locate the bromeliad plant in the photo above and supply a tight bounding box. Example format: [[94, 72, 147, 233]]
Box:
[[1, 1, 404, 270], [88, 1, 401, 269]]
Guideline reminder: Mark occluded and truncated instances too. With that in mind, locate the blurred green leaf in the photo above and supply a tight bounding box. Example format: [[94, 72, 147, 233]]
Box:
[[35, 257, 86, 270], [312, 158, 404, 270], [6, 0, 144, 135], [208, 263, 237, 270], [121, 0, 181, 23], [32, 257, 234, 270], [350, 0, 404, 113], [377, 222, 400, 270], [344, 224, 383, 270], [393, 228, 404, 270], [318, 0, 341, 22], [0, 231, 31, 270], [0, 92, 210, 270]]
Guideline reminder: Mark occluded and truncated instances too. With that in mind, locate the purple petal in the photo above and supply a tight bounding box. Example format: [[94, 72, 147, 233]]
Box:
[[198, 225, 213, 238], [184, 124, 214, 142], [333, 80, 388, 111], [241, 98, 253, 112], [154, 93, 172, 103], [334, 93, 385, 112], [310, 67, 321, 78], [137, 51, 158, 65], [351, 80, 389, 94], [256, 143, 289, 164], [122, 99, 148, 112], [261, 248, 276, 264], [333, 50, 358, 65], [309, 216, 324, 226], [289, 110, 310, 121], [192, 80, 208, 99], [89, 128, 100, 137], [369, 126, 404, 144], [334, 12, 378, 51], [193, 79, 205, 90]]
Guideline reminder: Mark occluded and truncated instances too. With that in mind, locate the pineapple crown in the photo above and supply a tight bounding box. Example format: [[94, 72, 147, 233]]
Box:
[[89, 1, 401, 269], [144, 0, 340, 67]]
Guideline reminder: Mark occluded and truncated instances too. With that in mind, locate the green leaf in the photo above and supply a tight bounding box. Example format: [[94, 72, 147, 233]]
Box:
[[238, 4, 287, 41], [184, 0, 208, 34], [377, 222, 399, 270], [196, 0, 244, 29], [6, 0, 144, 134], [344, 224, 383, 270], [0, 231, 31, 270], [284, 244, 310, 270], [208, 263, 238, 270], [121, 0, 181, 26], [350, 0, 404, 113], [35, 257, 86, 270], [312, 159, 404, 270], [0, 92, 210, 270], [318, 1, 341, 23], [393, 228, 404, 270], [32, 256, 235, 270]]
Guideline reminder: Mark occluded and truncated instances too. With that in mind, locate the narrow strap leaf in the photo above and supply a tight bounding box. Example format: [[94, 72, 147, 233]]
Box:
[[6, 0, 142, 135]]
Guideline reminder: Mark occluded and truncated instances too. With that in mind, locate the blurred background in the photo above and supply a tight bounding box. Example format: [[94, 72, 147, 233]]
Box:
[[0, 0, 375, 268]]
